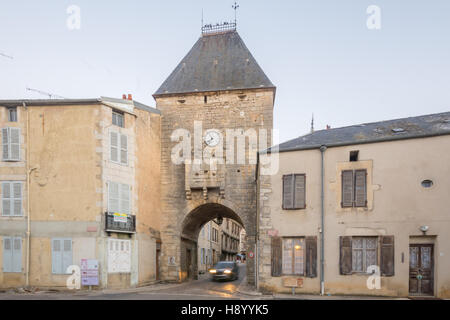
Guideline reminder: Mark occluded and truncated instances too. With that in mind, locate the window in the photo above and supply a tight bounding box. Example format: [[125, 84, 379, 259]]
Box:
[[8, 108, 17, 122], [282, 238, 305, 275], [108, 182, 131, 214], [350, 150, 359, 162], [282, 174, 306, 209], [110, 131, 128, 165], [52, 238, 72, 274], [112, 110, 124, 128], [2, 237, 22, 273], [339, 236, 395, 276], [352, 237, 377, 273], [2, 127, 21, 161], [341, 169, 367, 208], [1, 182, 23, 216]]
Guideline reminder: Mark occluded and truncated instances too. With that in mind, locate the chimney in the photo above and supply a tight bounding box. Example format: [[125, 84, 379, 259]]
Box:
[[122, 94, 127, 100], [128, 94, 132, 101], [326, 125, 331, 130]]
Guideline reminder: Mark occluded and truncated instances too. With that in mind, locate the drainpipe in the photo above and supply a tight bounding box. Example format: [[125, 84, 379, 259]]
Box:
[[319, 145, 327, 296]]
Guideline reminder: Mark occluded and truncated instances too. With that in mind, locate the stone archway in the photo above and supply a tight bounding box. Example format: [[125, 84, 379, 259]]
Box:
[[179, 202, 248, 283]]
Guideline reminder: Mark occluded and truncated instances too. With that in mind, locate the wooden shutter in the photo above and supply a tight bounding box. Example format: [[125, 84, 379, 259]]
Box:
[[354, 170, 367, 207], [2, 237, 13, 272], [2, 128, 9, 161], [120, 184, 130, 214], [12, 182, 22, 216], [120, 134, 128, 165], [62, 239, 72, 274], [294, 174, 306, 209], [380, 236, 395, 276], [110, 131, 119, 162], [282, 175, 294, 209], [108, 182, 120, 213], [271, 237, 282, 277], [340, 236, 353, 275], [2, 182, 11, 216], [341, 171, 354, 207], [305, 236, 317, 278], [9, 128, 20, 161], [12, 237, 22, 273], [52, 239, 62, 274]]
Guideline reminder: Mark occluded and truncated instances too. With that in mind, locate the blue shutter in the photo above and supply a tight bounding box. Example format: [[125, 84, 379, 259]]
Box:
[[12, 237, 22, 273], [2, 237, 13, 272], [62, 239, 72, 274], [52, 239, 62, 274]]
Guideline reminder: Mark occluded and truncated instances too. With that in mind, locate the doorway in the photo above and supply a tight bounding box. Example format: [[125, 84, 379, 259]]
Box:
[[409, 244, 434, 296], [186, 249, 192, 279]]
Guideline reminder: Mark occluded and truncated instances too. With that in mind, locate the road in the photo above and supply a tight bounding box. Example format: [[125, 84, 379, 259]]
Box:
[[0, 264, 263, 300]]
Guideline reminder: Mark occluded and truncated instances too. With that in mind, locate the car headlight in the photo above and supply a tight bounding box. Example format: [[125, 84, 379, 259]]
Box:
[[224, 269, 232, 274], [209, 269, 217, 274]]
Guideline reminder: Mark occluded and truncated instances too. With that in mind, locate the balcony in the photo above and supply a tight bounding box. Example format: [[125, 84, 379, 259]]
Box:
[[105, 212, 136, 234]]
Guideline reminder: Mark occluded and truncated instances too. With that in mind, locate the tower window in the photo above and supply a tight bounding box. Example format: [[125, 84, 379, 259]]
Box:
[[204, 96, 208, 104], [350, 151, 359, 162]]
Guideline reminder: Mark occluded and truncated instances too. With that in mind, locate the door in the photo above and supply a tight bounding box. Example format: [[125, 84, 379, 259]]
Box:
[[156, 249, 161, 280], [186, 249, 192, 279], [409, 244, 434, 296]]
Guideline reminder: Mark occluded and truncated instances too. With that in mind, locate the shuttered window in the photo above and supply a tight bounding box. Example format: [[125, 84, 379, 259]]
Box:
[[8, 108, 18, 122], [52, 238, 72, 274], [282, 174, 306, 209], [110, 131, 128, 165], [2, 237, 22, 273], [340, 236, 395, 275], [1, 182, 23, 216], [341, 169, 367, 208], [272, 236, 317, 278], [2, 127, 21, 162], [112, 111, 124, 128], [108, 182, 131, 214]]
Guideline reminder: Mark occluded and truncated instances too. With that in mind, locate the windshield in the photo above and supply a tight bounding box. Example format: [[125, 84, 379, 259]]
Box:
[[214, 262, 234, 269]]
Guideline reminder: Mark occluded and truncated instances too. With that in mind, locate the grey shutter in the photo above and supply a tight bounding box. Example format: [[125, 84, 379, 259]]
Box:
[[341, 171, 354, 207], [108, 182, 120, 213], [120, 183, 130, 214], [294, 174, 306, 209], [110, 132, 119, 162], [340, 236, 353, 275], [380, 236, 395, 276], [271, 237, 282, 276], [12, 237, 22, 273], [2, 128, 9, 160], [305, 236, 317, 278], [52, 239, 62, 274], [62, 239, 72, 274], [2, 237, 13, 272], [354, 170, 367, 207], [282, 175, 294, 209], [120, 134, 128, 165], [10, 128, 20, 161], [2, 182, 11, 216], [12, 182, 22, 216]]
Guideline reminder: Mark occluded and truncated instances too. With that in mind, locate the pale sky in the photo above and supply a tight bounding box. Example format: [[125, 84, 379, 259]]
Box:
[[1, 0, 449, 142]]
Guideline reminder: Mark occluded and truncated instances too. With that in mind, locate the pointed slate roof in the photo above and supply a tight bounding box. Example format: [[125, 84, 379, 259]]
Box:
[[154, 31, 275, 97]]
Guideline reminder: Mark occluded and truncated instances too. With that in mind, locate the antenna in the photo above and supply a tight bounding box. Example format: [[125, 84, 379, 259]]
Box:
[[232, 2, 240, 25], [311, 113, 315, 133], [26, 87, 67, 99]]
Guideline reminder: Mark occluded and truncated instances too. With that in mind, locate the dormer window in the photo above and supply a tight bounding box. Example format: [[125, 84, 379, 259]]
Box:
[[350, 151, 359, 162], [112, 110, 124, 128]]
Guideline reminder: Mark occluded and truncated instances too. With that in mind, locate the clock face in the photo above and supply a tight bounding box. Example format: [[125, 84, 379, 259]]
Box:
[[204, 130, 221, 147]]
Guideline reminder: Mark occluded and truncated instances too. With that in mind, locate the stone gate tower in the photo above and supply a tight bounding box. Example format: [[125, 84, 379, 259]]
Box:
[[153, 25, 275, 286]]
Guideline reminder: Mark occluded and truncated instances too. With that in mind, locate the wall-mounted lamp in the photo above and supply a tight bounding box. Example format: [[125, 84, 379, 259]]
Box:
[[419, 225, 429, 235]]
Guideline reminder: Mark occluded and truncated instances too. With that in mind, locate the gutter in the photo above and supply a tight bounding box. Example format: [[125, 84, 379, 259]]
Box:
[[319, 145, 327, 296]]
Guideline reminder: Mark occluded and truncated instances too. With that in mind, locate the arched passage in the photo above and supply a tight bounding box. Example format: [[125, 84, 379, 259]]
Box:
[[179, 203, 247, 282]]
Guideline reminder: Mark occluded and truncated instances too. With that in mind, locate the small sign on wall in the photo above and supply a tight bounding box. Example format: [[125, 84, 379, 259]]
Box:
[[283, 277, 304, 288], [81, 259, 99, 286]]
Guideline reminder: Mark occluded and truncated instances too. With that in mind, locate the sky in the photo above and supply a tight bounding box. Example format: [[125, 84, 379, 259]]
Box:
[[0, 0, 449, 142]]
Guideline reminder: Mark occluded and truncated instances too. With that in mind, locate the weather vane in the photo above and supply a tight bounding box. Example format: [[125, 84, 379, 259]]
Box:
[[232, 2, 240, 25]]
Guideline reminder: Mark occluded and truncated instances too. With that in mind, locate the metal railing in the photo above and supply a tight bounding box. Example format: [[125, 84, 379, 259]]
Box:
[[202, 22, 236, 35]]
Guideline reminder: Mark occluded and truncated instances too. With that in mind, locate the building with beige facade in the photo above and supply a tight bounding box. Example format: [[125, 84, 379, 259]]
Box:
[[257, 112, 450, 298], [220, 218, 243, 261], [0, 96, 161, 289], [197, 220, 221, 273]]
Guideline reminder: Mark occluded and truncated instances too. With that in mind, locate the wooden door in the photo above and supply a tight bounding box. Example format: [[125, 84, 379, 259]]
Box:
[[156, 249, 161, 280], [186, 249, 192, 279], [409, 244, 434, 296]]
